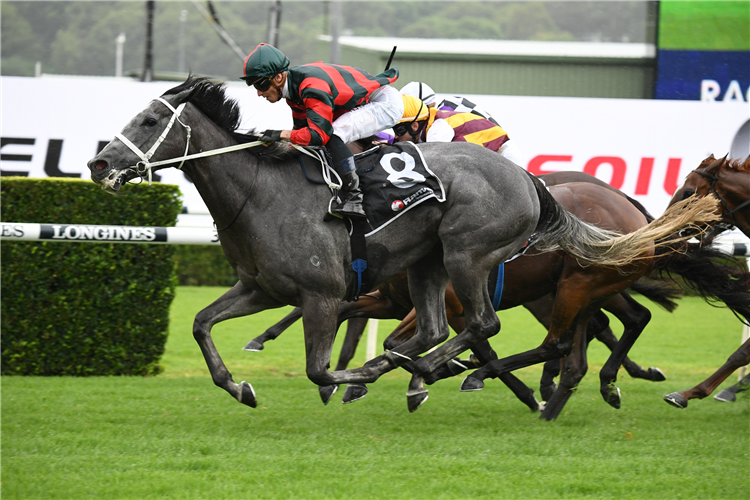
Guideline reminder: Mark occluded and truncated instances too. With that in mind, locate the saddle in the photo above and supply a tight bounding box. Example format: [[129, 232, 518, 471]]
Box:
[[298, 142, 446, 300]]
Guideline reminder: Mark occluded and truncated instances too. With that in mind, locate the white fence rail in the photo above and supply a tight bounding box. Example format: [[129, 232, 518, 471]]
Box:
[[1, 222, 219, 245]]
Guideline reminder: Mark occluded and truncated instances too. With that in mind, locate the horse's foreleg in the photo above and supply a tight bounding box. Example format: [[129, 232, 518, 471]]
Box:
[[335, 290, 416, 404], [302, 297, 400, 390], [244, 306, 303, 352], [665, 339, 750, 408], [335, 318, 368, 370], [194, 280, 282, 407]]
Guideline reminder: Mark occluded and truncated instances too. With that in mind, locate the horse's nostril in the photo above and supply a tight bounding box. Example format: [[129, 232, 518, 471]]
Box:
[[95, 160, 108, 170]]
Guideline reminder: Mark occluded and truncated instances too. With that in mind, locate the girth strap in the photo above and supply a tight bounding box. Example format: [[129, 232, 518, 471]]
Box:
[[349, 218, 371, 301]]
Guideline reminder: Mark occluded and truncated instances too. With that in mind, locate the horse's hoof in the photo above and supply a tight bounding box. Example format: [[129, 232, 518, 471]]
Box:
[[647, 367, 666, 382], [714, 389, 736, 402], [319, 384, 338, 405], [238, 381, 257, 408], [664, 392, 688, 408], [342, 384, 368, 404], [601, 384, 622, 409], [460, 376, 485, 392], [530, 398, 542, 413], [406, 390, 429, 413], [243, 340, 264, 352], [540, 382, 557, 402]]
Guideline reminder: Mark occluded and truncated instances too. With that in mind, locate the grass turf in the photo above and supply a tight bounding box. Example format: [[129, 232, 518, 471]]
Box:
[[2, 287, 749, 499]]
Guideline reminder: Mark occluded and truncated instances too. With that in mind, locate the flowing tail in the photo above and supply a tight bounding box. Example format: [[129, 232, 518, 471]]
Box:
[[527, 174, 722, 268], [651, 242, 750, 325]]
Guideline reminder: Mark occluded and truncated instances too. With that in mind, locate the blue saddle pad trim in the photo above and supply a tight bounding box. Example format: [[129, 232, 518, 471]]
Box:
[[492, 263, 505, 311]]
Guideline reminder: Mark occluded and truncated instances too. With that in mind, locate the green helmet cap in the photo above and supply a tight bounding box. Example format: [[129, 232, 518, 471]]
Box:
[[240, 43, 290, 83]]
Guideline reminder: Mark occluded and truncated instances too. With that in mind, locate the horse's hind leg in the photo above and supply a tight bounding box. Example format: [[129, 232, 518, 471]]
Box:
[[598, 292, 659, 409], [599, 292, 665, 383], [194, 280, 283, 407], [461, 272, 592, 396], [244, 307, 303, 351], [409, 249, 505, 388], [540, 319, 590, 420], [522, 294, 567, 402]]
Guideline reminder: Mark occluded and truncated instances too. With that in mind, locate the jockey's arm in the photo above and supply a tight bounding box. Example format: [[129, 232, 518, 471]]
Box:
[[425, 119, 455, 142], [288, 88, 336, 146]]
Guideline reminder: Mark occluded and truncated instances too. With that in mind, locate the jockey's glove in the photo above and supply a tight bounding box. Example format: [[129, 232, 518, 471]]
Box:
[[260, 130, 283, 142]]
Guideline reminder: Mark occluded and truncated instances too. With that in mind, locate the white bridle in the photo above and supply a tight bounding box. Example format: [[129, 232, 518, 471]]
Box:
[[115, 98, 192, 185], [110, 97, 342, 190]]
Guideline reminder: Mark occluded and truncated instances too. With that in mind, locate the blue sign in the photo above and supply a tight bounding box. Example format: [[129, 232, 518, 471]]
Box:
[[655, 49, 750, 101]]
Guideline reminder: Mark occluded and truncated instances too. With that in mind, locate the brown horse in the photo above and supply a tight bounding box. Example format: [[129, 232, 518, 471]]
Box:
[[663, 154, 750, 408]]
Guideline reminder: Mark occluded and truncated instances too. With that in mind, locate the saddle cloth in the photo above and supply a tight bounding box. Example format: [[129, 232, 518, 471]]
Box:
[[354, 142, 446, 236]]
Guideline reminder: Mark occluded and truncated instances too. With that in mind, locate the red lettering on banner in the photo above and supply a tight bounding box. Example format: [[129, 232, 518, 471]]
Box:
[[527, 155, 572, 175], [635, 157, 654, 195], [663, 158, 683, 195], [583, 156, 626, 189]]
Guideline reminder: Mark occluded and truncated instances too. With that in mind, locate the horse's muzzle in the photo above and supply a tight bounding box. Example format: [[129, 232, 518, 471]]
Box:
[[87, 157, 128, 192], [87, 158, 110, 184]]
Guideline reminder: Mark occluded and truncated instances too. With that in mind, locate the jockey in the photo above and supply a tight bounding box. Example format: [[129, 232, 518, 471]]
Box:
[[399, 81, 523, 165], [393, 95, 520, 163], [241, 43, 404, 218]]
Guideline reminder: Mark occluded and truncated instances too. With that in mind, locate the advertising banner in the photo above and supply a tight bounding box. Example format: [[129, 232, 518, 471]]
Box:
[[1, 76, 747, 219]]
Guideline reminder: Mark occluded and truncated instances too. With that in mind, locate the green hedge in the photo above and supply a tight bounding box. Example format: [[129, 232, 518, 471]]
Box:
[[1, 177, 182, 376], [174, 245, 238, 286]]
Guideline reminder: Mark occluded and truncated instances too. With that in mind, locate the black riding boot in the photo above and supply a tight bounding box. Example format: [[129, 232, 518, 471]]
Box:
[[332, 156, 366, 219]]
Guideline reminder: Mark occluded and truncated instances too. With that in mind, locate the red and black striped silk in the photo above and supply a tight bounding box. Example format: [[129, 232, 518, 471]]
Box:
[[286, 63, 398, 146]]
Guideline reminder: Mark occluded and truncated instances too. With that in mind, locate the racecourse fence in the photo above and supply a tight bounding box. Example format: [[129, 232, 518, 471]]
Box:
[[2, 222, 748, 372]]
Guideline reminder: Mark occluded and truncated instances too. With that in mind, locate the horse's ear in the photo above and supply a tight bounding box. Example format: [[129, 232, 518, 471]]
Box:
[[171, 87, 196, 105], [705, 153, 728, 174], [699, 154, 716, 166]]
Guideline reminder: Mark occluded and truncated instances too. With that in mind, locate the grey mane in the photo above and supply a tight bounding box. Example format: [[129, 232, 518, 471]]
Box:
[[162, 74, 298, 160]]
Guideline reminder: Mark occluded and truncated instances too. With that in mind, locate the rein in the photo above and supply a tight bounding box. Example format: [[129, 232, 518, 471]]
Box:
[[114, 98, 343, 189], [691, 168, 750, 226], [113, 97, 346, 231]]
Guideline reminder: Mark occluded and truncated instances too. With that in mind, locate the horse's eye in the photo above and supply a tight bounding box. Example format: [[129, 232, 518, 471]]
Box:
[[144, 118, 158, 127], [681, 189, 695, 200]]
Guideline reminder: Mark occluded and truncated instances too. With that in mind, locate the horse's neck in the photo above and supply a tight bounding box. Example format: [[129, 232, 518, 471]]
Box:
[[180, 124, 267, 227], [723, 169, 750, 238], [178, 121, 324, 232]]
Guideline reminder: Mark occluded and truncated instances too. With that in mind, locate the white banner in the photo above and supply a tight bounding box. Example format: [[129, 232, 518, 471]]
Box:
[[1, 76, 748, 219]]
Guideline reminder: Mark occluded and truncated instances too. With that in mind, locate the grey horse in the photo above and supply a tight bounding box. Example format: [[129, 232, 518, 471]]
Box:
[[87, 76, 717, 411]]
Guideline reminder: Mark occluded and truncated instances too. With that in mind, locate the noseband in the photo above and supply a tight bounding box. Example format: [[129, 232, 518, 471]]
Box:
[[691, 168, 750, 228]]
